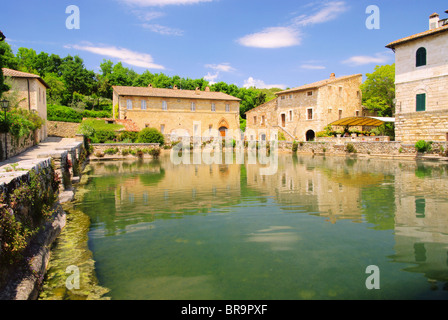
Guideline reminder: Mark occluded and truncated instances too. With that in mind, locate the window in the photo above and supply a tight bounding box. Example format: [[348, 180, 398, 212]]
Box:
[[253, 116, 257, 125], [141, 100, 147, 110], [191, 102, 196, 112], [289, 95, 292, 99], [127, 99, 132, 110], [39, 88, 41, 102], [225, 104, 230, 112], [209, 125, 212, 136], [211, 103, 216, 112], [261, 115, 265, 125], [307, 108, 313, 120], [307, 91, 313, 96], [416, 93, 426, 112], [162, 100, 167, 110], [328, 108, 332, 114], [416, 47, 427, 67], [289, 110, 293, 121], [281, 95, 285, 100], [160, 124, 165, 134], [355, 110, 360, 117], [338, 109, 343, 120]]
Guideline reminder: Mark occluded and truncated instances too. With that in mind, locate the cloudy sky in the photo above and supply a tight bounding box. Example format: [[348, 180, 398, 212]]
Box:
[[1, 0, 446, 89]]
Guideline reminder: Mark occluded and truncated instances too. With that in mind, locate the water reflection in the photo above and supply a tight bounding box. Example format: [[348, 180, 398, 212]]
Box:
[[78, 154, 448, 299]]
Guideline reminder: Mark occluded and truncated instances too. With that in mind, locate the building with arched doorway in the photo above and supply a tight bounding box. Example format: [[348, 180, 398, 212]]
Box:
[[113, 85, 241, 140], [245, 73, 363, 141]]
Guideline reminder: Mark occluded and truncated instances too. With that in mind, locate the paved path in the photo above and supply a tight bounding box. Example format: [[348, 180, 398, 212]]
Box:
[[0, 137, 78, 167]]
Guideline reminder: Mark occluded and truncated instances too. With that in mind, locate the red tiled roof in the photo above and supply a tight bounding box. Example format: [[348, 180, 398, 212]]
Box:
[[386, 24, 448, 49], [2, 68, 50, 88], [113, 85, 241, 102]]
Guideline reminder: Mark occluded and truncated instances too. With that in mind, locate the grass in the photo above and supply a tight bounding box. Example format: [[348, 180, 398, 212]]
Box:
[[80, 119, 124, 132]]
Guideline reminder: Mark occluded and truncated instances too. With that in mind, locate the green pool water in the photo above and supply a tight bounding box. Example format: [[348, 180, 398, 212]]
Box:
[[74, 154, 448, 300]]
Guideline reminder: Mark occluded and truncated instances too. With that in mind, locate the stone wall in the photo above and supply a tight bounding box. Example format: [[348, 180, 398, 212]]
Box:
[[0, 132, 37, 161], [277, 140, 448, 157], [47, 121, 81, 138], [395, 109, 448, 143]]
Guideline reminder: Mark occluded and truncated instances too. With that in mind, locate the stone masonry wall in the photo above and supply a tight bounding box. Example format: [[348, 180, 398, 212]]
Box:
[[47, 121, 81, 138]]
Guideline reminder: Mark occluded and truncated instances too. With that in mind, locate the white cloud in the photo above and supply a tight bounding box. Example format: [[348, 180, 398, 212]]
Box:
[[238, 27, 301, 49], [300, 64, 326, 70], [243, 77, 286, 89], [119, 0, 213, 7], [237, 1, 348, 49], [342, 52, 392, 66], [292, 1, 349, 27], [65, 44, 165, 70], [203, 72, 219, 85], [132, 10, 165, 21], [141, 23, 183, 36], [205, 63, 235, 73]]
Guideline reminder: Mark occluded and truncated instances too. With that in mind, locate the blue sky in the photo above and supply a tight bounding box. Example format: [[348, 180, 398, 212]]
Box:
[[1, 0, 447, 89]]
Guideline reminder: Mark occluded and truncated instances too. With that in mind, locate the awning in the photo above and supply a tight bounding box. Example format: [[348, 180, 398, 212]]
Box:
[[329, 116, 395, 127]]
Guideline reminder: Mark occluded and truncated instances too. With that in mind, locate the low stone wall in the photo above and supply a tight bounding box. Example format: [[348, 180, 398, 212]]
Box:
[[0, 132, 37, 161], [47, 121, 81, 138], [278, 140, 448, 157], [0, 138, 88, 300]]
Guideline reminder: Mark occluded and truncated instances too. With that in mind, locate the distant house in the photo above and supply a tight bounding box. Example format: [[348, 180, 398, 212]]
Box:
[[245, 73, 363, 141], [386, 11, 448, 143], [2, 68, 49, 142], [112, 85, 241, 139]]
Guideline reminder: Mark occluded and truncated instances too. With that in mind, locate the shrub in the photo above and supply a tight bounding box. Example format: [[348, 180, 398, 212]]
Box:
[[346, 143, 357, 153], [415, 140, 433, 153], [104, 147, 119, 155], [148, 148, 161, 158], [292, 141, 298, 153], [118, 131, 138, 143], [95, 130, 117, 143], [137, 127, 165, 145], [121, 149, 130, 156], [94, 151, 105, 158]]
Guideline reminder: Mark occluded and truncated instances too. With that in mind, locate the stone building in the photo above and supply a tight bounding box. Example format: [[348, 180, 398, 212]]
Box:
[[2, 68, 49, 142], [386, 11, 448, 143], [245, 73, 363, 142], [112, 85, 241, 139]]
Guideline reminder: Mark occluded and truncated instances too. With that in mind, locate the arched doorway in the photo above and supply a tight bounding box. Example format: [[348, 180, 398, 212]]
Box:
[[218, 118, 230, 138], [219, 127, 228, 137], [306, 130, 315, 141]]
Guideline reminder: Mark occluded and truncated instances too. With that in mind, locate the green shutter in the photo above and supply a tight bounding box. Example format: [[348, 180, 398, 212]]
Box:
[[416, 94, 426, 112]]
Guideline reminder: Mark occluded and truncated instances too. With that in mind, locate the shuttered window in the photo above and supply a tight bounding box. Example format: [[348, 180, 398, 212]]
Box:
[[416, 94, 426, 112], [416, 47, 427, 67]]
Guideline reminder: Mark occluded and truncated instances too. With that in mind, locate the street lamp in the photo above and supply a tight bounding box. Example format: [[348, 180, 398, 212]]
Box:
[[1, 99, 9, 160]]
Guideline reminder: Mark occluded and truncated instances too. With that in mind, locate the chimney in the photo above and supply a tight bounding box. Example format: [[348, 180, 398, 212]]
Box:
[[330, 73, 336, 79], [173, 85, 178, 90], [429, 12, 440, 30], [205, 86, 210, 92], [148, 83, 153, 88], [195, 87, 200, 95]]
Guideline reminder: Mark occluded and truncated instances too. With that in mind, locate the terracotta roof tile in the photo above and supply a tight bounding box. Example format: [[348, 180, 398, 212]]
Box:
[[275, 74, 362, 95], [386, 24, 448, 49], [113, 86, 241, 102], [2, 68, 50, 88]]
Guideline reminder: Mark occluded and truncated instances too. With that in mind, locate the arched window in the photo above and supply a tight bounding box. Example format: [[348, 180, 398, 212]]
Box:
[[416, 47, 427, 67]]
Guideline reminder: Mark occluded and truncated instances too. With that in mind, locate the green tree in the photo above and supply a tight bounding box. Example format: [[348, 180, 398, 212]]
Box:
[[361, 64, 395, 117], [43, 73, 66, 104]]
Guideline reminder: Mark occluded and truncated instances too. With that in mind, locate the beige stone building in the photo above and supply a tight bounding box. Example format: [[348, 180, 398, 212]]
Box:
[[113, 85, 241, 139], [245, 73, 363, 141], [386, 12, 448, 143], [2, 68, 49, 142]]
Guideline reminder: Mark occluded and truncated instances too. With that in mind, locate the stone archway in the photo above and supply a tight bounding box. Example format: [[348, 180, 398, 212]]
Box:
[[306, 130, 315, 141], [218, 118, 230, 137]]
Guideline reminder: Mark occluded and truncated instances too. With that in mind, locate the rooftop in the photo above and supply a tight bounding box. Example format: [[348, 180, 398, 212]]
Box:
[[113, 85, 241, 102], [2, 68, 50, 88], [386, 24, 448, 49], [275, 74, 362, 95]]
